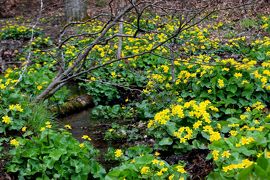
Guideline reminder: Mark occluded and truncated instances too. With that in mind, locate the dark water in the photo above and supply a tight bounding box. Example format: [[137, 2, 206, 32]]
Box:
[[58, 108, 109, 150], [58, 108, 120, 170]]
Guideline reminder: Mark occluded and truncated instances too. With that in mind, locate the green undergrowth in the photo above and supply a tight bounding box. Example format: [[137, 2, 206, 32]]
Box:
[[0, 13, 270, 179]]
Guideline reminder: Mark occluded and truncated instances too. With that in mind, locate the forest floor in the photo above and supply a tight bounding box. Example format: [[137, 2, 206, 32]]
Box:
[[0, 1, 270, 179]]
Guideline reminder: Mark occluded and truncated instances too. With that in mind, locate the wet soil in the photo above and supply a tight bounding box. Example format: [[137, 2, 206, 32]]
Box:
[[163, 149, 214, 179]]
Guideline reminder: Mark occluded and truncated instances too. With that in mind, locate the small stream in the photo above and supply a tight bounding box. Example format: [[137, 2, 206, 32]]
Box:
[[58, 107, 109, 150], [57, 107, 120, 170]]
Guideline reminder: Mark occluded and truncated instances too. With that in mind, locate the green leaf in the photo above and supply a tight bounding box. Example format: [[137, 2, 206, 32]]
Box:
[[165, 122, 177, 136], [223, 98, 237, 107], [257, 157, 269, 170], [207, 171, 227, 180], [237, 164, 254, 180], [159, 137, 173, 146], [254, 165, 267, 178], [224, 108, 236, 115], [135, 154, 154, 165], [226, 84, 237, 94]]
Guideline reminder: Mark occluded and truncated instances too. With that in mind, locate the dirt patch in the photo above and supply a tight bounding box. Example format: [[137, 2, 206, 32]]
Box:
[[163, 149, 214, 179]]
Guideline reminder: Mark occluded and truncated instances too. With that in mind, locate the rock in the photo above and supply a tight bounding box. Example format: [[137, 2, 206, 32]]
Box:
[[50, 94, 94, 117]]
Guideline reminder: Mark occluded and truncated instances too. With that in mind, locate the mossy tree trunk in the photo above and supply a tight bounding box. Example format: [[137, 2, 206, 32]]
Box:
[[64, 0, 88, 21]]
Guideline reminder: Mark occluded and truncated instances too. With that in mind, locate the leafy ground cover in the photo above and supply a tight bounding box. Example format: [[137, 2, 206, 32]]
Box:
[[0, 9, 270, 179]]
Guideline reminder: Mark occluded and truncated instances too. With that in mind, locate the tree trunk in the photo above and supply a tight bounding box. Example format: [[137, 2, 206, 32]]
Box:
[[64, 0, 88, 21], [117, 0, 125, 59]]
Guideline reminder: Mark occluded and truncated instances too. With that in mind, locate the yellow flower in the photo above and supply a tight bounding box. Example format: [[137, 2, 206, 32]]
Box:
[[222, 151, 231, 158], [156, 170, 163, 176], [168, 174, 174, 180], [10, 139, 19, 147], [193, 120, 202, 129], [218, 79, 225, 88], [79, 143, 85, 148], [9, 104, 16, 111], [161, 167, 168, 172], [155, 151, 160, 156], [147, 120, 154, 128], [115, 149, 123, 158], [40, 127, 46, 132], [152, 159, 159, 165], [212, 150, 219, 161], [245, 107, 251, 112], [64, 124, 72, 129], [222, 159, 253, 172], [37, 85, 43, 90], [43, 121, 51, 128], [240, 137, 254, 146], [154, 109, 170, 125], [9, 104, 23, 112], [234, 73, 243, 78], [90, 77, 96, 81], [209, 131, 221, 142], [175, 165, 186, 173], [266, 151, 270, 158], [171, 105, 184, 118], [0, 83, 6, 89], [229, 130, 237, 136], [159, 161, 165, 166], [161, 65, 170, 73], [21, 126, 27, 132], [46, 124, 52, 128], [2, 115, 11, 124], [111, 71, 116, 77], [140, 166, 150, 174], [15, 104, 23, 112], [240, 114, 247, 120], [82, 135, 92, 141]]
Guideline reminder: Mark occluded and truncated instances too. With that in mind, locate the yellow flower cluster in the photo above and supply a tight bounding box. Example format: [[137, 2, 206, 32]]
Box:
[[153, 109, 170, 125], [40, 121, 52, 131], [151, 74, 165, 83], [251, 101, 265, 110], [171, 105, 184, 118], [236, 137, 255, 147], [10, 139, 19, 147], [176, 70, 196, 85], [156, 167, 168, 176], [209, 131, 221, 142], [218, 79, 225, 88], [222, 159, 253, 173], [9, 104, 23, 112], [173, 127, 193, 143]]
